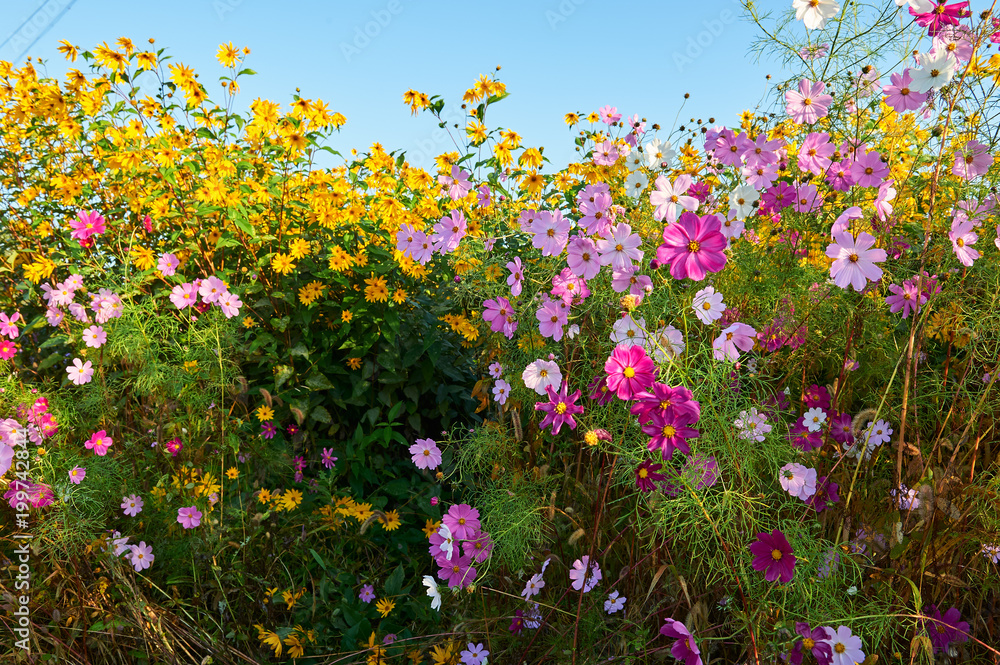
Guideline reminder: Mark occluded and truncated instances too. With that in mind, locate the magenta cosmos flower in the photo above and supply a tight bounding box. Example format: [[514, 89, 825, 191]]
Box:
[[85, 430, 113, 456], [952, 140, 993, 180], [886, 280, 926, 318], [910, 1, 970, 37], [749, 529, 796, 583], [604, 344, 656, 400], [535, 381, 584, 435], [409, 438, 442, 470], [826, 232, 886, 291], [642, 411, 699, 460], [656, 212, 727, 281], [635, 460, 665, 492], [660, 619, 703, 665], [785, 79, 833, 124], [443, 503, 480, 541], [790, 622, 833, 665], [177, 506, 203, 529], [69, 210, 107, 241]]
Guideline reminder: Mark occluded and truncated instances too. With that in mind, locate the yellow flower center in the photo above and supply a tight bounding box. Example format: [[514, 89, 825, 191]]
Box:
[[687, 241, 700, 252], [639, 468, 648, 479], [848, 253, 859, 263], [771, 549, 782, 560], [555, 402, 567, 414], [835, 643, 846, 654], [956, 238, 965, 247], [623, 367, 635, 378], [803, 638, 815, 649], [662, 425, 676, 437], [458, 518, 466, 525]]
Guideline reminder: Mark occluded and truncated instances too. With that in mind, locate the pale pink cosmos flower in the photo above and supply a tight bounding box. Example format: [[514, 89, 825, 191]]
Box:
[[948, 218, 979, 267], [46, 307, 64, 327], [536, 300, 566, 341], [569, 555, 602, 592], [593, 140, 619, 166], [122, 494, 144, 517], [596, 222, 644, 271], [875, 180, 897, 221], [785, 79, 833, 124], [611, 266, 652, 296], [169, 283, 199, 309], [692, 287, 726, 324], [597, 105, 621, 124], [566, 237, 602, 280], [68, 466, 86, 484], [951, 141, 993, 181], [610, 315, 646, 347], [82, 325, 107, 348], [410, 438, 442, 470], [522, 359, 562, 396], [797, 132, 834, 175], [492, 379, 511, 405], [217, 291, 242, 318], [792, 183, 823, 213], [129, 541, 154, 571], [826, 232, 886, 291], [506, 257, 524, 296], [66, 358, 94, 385], [199, 276, 227, 303], [649, 174, 698, 224], [177, 506, 203, 529], [531, 210, 570, 257], [438, 165, 472, 200], [712, 323, 757, 362], [831, 206, 863, 236], [850, 150, 890, 188], [883, 70, 928, 112], [0, 312, 20, 339]]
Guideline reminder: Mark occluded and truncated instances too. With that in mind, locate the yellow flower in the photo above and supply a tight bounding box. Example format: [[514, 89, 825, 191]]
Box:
[[391, 289, 407, 305], [466, 121, 488, 144], [258, 489, 272, 504], [347, 357, 362, 370], [256, 405, 274, 422], [328, 245, 354, 272], [281, 489, 303, 511], [242, 316, 256, 328], [564, 112, 580, 126], [284, 632, 304, 659], [375, 598, 395, 618], [183, 360, 199, 372], [586, 111, 601, 124], [216, 42, 241, 68], [259, 629, 283, 657], [271, 252, 296, 275], [225, 467, 239, 480], [366, 632, 388, 664], [364, 275, 389, 303], [380, 509, 401, 531], [298, 280, 325, 306], [342, 310, 354, 323], [288, 238, 311, 259], [57, 40, 78, 62], [423, 519, 441, 538], [430, 641, 459, 665]]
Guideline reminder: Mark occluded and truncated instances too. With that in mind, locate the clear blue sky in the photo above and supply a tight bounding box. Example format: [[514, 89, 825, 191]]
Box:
[[1, 0, 788, 171]]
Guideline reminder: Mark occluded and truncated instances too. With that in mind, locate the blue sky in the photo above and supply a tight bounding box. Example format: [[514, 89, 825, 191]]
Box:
[[1, 0, 787, 171]]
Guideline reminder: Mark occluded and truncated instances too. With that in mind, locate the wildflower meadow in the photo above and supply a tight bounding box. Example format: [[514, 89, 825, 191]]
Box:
[[1, 1, 1000, 663]]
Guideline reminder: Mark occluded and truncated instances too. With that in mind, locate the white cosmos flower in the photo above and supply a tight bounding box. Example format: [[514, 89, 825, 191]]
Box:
[[792, 0, 841, 30], [909, 50, 956, 93], [422, 575, 442, 611]]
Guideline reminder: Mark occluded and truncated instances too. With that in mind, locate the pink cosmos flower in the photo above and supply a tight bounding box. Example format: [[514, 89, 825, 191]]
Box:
[[604, 344, 656, 400], [321, 447, 337, 469], [932, 25, 973, 62], [0, 340, 18, 360], [577, 190, 612, 236], [408, 231, 434, 264], [506, 257, 524, 296], [482, 297, 515, 335], [531, 210, 570, 256], [886, 280, 927, 318], [0, 312, 20, 339], [741, 134, 784, 168], [534, 381, 584, 435], [596, 222, 644, 271], [656, 212, 727, 281], [642, 410, 699, 460], [875, 180, 897, 221], [476, 184, 492, 207], [568, 555, 601, 592], [68, 466, 86, 484], [536, 300, 566, 341], [177, 506, 203, 529], [122, 494, 144, 517], [70, 210, 107, 241], [198, 276, 226, 304], [86, 430, 113, 456], [169, 282, 199, 309], [649, 174, 698, 224], [750, 529, 796, 583], [438, 165, 472, 200], [551, 268, 590, 303], [692, 286, 726, 324], [492, 378, 511, 405], [713, 323, 757, 362], [566, 237, 602, 280], [611, 266, 653, 296], [742, 162, 778, 190], [598, 105, 621, 124], [792, 183, 823, 213], [826, 232, 886, 291], [826, 161, 854, 191], [797, 132, 835, 175], [883, 70, 928, 112], [82, 325, 107, 348], [431, 210, 467, 254], [217, 291, 242, 318], [850, 150, 890, 188], [522, 359, 562, 395], [660, 619, 703, 665], [712, 129, 743, 167], [165, 438, 183, 457], [785, 79, 832, 124], [438, 553, 477, 588], [442, 503, 480, 541], [949, 218, 979, 266], [129, 541, 154, 571], [66, 358, 94, 385], [409, 438, 442, 470], [779, 463, 817, 500], [592, 140, 619, 166], [952, 140, 993, 180]]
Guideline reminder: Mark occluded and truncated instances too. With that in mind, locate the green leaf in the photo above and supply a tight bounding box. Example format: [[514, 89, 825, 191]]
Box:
[[274, 364, 294, 391], [310, 405, 332, 424], [308, 548, 327, 571], [289, 342, 310, 358], [384, 565, 404, 596], [305, 372, 334, 391]]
